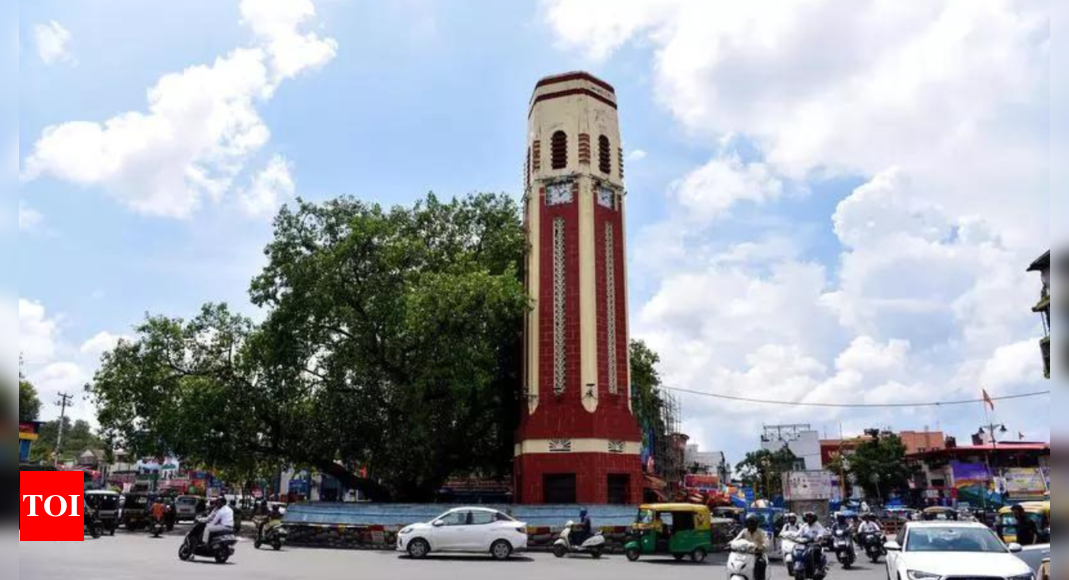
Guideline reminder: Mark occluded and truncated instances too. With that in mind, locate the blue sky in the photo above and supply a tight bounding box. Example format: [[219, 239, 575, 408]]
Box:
[[14, 0, 1051, 462]]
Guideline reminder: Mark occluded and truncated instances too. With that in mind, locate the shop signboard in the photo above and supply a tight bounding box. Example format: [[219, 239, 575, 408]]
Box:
[[1002, 468, 1047, 498], [784, 470, 833, 501], [683, 474, 719, 492]]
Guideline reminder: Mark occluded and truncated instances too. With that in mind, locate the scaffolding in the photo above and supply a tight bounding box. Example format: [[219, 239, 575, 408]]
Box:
[[654, 390, 686, 496]]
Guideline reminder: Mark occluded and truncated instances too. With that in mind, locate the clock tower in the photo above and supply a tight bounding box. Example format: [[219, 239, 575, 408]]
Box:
[[515, 72, 643, 505]]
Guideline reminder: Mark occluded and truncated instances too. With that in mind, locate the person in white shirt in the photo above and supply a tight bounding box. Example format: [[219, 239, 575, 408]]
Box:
[[734, 515, 769, 580], [203, 497, 234, 544], [781, 513, 802, 536], [798, 512, 827, 541], [857, 514, 883, 535]]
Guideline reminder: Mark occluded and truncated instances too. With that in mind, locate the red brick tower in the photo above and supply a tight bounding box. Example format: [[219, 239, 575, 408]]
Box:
[[515, 72, 642, 505]]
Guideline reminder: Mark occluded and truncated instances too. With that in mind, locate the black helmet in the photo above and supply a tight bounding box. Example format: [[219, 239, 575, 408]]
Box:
[[804, 512, 818, 524], [745, 514, 761, 529]]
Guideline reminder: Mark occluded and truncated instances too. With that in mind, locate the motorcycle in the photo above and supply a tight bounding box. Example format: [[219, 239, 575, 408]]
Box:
[[789, 536, 828, 580], [830, 528, 856, 569], [255, 519, 287, 551], [858, 532, 885, 564], [84, 512, 103, 539], [552, 521, 605, 559], [728, 539, 768, 580], [178, 517, 238, 564]]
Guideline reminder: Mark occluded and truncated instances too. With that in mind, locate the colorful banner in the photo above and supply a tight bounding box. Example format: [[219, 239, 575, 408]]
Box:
[[951, 462, 991, 488]]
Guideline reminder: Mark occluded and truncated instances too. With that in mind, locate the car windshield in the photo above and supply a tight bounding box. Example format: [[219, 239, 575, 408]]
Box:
[[906, 527, 1007, 553]]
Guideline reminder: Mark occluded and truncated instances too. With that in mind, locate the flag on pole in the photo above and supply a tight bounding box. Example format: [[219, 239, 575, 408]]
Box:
[[982, 389, 995, 411], [1019, 432, 1025, 441]]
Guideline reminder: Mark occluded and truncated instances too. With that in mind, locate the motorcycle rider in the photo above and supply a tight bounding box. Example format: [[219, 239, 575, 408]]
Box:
[[831, 513, 852, 537], [782, 513, 802, 536], [572, 508, 593, 546], [734, 514, 769, 580], [857, 513, 882, 536], [202, 497, 234, 546], [150, 498, 167, 532], [796, 512, 828, 572]]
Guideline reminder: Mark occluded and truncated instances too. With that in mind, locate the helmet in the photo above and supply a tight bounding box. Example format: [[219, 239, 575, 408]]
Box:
[[745, 514, 762, 529], [836, 514, 847, 523], [787, 512, 798, 521], [579, 508, 588, 519], [804, 512, 818, 524]]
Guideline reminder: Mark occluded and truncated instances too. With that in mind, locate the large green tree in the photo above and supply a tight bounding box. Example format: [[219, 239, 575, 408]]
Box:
[[844, 433, 911, 500], [89, 193, 528, 501], [19, 380, 42, 423], [735, 448, 798, 499], [30, 418, 104, 463]]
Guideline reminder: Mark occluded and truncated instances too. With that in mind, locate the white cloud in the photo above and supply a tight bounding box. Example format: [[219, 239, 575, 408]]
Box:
[[671, 155, 783, 222], [80, 331, 130, 358], [239, 155, 295, 217], [21, 0, 336, 218], [19, 201, 43, 231], [627, 149, 648, 162], [34, 362, 86, 399], [19, 299, 60, 365], [33, 21, 73, 65], [544, 0, 1048, 243]]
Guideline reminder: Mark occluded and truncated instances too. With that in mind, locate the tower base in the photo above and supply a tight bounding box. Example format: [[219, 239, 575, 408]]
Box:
[[514, 452, 643, 505]]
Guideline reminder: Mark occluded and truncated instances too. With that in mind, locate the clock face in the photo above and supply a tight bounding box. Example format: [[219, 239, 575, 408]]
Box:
[[547, 181, 573, 205], [597, 186, 615, 209]]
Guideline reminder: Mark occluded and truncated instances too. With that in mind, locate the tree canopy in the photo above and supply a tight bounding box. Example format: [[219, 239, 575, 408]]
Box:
[[735, 447, 798, 499], [30, 418, 104, 463], [89, 193, 529, 501], [19, 380, 42, 423], [843, 433, 911, 500]]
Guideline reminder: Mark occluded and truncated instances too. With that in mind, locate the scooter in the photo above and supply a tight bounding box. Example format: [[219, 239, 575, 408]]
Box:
[[729, 539, 769, 580], [150, 517, 165, 538], [254, 519, 287, 551], [831, 528, 856, 569], [178, 517, 238, 564], [781, 534, 798, 566], [858, 532, 885, 564], [789, 536, 828, 580], [552, 521, 606, 559]]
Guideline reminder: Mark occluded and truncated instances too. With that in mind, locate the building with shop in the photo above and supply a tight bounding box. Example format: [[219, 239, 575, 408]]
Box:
[[906, 441, 1050, 507], [514, 72, 642, 505]]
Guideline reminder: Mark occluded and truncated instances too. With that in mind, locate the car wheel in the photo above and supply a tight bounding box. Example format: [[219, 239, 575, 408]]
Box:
[[691, 548, 707, 563], [407, 539, 430, 560], [490, 540, 513, 561], [626, 548, 641, 562]]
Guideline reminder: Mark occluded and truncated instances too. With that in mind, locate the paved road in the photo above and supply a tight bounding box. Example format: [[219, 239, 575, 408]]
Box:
[[19, 528, 890, 580]]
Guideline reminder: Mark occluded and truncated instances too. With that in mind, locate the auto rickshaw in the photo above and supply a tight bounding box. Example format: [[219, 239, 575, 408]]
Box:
[[997, 501, 1050, 544], [85, 490, 121, 536], [624, 503, 715, 563], [922, 506, 959, 521]]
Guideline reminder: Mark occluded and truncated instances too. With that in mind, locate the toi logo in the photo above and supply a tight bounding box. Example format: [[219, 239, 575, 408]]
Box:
[[20, 471, 87, 541]]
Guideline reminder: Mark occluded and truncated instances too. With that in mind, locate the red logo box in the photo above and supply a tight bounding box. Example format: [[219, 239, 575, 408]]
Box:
[[20, 471, 86, 541]]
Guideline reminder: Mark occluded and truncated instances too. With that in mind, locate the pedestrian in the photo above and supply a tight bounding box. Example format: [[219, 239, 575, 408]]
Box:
[[1010, 505, 1039, 546]]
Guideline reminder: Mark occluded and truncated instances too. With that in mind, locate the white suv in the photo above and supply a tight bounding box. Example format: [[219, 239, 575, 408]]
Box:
[[886, 521, 1036, 580], [397, 507, 528, 561]]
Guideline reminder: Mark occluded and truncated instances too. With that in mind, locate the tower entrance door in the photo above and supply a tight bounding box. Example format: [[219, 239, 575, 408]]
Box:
[[543, 474, 577, 504]]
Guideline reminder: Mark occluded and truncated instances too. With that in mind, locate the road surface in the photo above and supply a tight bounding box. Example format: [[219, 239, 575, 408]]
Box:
[[19, 528, 891, 580]]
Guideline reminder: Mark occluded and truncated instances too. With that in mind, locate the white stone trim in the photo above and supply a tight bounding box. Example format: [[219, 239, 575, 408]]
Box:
[[514, 439, 642, 456]]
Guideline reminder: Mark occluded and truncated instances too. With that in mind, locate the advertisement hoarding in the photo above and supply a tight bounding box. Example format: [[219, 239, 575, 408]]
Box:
[[784, 470, 833, 501]]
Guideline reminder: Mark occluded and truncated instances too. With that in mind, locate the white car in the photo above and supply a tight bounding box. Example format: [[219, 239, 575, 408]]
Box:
[[397, 507, 528, 560], [886, 521, 1037, 580]]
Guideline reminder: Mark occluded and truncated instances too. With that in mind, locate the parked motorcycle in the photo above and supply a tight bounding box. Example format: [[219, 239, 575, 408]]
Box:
[[255, 519, 287, 551], [552, 521, 605, 559], [84, 512, 103, 539], [789, 536, 828, 580], [178, 518, 238, 564], [830, 528, 856, 569], [728, 538, 768, 580], [858, 532, 885, 564]]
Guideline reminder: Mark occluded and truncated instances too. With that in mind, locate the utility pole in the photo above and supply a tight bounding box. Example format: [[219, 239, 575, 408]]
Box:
[[54, 392, 74, 465]]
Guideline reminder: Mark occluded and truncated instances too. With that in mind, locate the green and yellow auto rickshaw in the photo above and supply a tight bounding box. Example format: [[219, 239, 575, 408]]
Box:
[[625, 503, 714, 563]]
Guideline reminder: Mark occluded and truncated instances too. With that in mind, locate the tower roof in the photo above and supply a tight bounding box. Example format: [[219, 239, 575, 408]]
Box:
[[534, 71, 616, 94]]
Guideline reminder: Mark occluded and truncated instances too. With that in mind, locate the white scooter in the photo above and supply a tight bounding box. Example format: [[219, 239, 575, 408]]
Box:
[[781, 536, 798, 566], [729, 539, 769, 580], [552, 521, 606, 559]]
